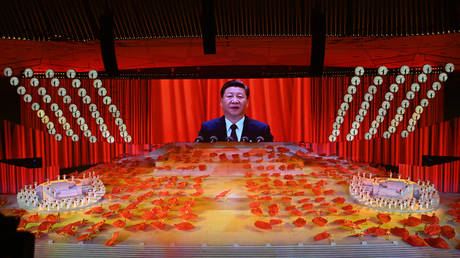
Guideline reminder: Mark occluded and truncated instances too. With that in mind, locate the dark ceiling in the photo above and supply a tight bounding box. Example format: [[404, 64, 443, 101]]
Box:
[[0, 0, 459, 41]]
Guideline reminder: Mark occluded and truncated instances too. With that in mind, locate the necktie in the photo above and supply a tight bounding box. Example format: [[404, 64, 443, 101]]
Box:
[[230, 124, 238, 142]]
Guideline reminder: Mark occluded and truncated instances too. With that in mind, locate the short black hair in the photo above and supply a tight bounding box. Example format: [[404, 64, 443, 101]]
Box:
[[220, 80, 250, 98]]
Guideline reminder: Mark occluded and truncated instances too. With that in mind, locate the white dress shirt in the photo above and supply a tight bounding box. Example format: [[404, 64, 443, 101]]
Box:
[[225, 116, 245, 141]]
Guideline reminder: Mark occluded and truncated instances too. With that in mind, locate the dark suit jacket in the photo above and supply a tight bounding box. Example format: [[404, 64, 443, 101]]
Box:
[[198, 116, 274, 142]]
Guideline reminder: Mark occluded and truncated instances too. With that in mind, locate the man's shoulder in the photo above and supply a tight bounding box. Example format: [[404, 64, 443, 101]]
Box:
[[246, 117, 269, 128], [202, 116, 224, 127]]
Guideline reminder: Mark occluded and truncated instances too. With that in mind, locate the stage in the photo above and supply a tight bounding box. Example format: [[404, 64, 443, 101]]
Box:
[[1, 142, 459, 257]]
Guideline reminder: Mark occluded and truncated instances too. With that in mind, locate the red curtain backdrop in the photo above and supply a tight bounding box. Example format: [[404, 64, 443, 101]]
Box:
[[2, 75, 458, 193], [0, 163, 59, 194], [399, 161, 460, 193]]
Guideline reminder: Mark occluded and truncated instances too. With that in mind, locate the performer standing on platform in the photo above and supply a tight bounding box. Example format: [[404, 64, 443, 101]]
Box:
[[196, 80, 274, 142]]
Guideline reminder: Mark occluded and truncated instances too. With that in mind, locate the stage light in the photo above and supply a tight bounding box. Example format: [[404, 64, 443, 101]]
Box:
[[391, 119, 399, 127], [66, 69, 76, 79], [347, 85, 357, 94], [415, 105, 423, 114], [55, 110, 63, 118], [55, 134, 62, 141], [65, 129, 73, 137], [400, 65, 410, 75], [103, 96, 111, 105], [411, 83, 420, 92], [395, 114, 403, 122], [69, 104, 77, 113], [46, 122, 54, 130], [346, 134, 354, 141], [72, 79, 81, 88], [63, 123, 71, 130], [31, 103, 40, 111], [10, 76, 19, 86], [406, 91, 415, 100], [401, 100, 410, 108], [368, 85, 377, 94], [332, 122, 340, 130], [351, 121, 360, 129], [420, 99, 429, 107], [48, 128, 56, 135], [112, 110, 120, 118], [401, 130, 409, 138], [45, 69, 54, 78], [408, 119, 416, 126], [432, 82, 441, 91], [43, 95, 51, 103], [41, 116, 49, 124], [17, 86, 26, 95], [369, 127, 377, 135], [376, 115, 384, 123], [108, 104, 117, 113], [98, 87, 107, 96], [30, 78, 39, 87], [89, 136, 97, 143], [377, 66, 388, 75], [354, 66, 364, 76], [96, 117, 104, 125], [82, 96, 91, 104], [378, 108, 387, 116], [407, 125, 415, 132], [412, 113, 420, 120], [51, 78, 60, 87], [328, 135, 336, 142], [4, 67, 13, 77], [58, 116, 66, 125], [50, 103, 58, 111], [371, 121, 379, 128], [340, 103, 349, 111], [383, 131, 390, 139], [102, 131, 110, 138], [80, 124, 88, 131], [63, 95, 71, 104], [115, 118, 123, 125], [120, 131, 128, 138], [37, 87, 46, 96], [445, 63, 454, 73], [93, 79, 102, 88], [373, 76, 383, 85], [395, 75, 405, 84], [364, 133, 372, 140], [361, 101, 370, 110], [107, 136, 115, 143], [382, 101, 390, 109], [99, 124, 107, 132], [384, 92, 393, 101], [77, 117, 85, 125], [358, 109, 367, 116], [351, 76, 360, 86], [89, 104, 97, 112], [84, 130, 91, 137], [71, 135, 79, 142], [350, 128, 358, 136], [418, 73, 427, 83], [344, 94, 353, 103], [336, 116, 344, 124], [88, 70, 98, 79], [438, 73, 448, 82], [397, 107, 405, 115], [388, 126, 396, 133], [91, 111, 100, 118], [72, 110, 81, 118], [77, 88, 87, 97], [24, 94, 32, 102], [37, 109, 45, 118], [338, 109, 345, 116], [427, 90, 436, 99], [355, 114, 364, 122], [389, 84, 398, 93], [364, 93, 373, 102], [24, 68, 33, 78]]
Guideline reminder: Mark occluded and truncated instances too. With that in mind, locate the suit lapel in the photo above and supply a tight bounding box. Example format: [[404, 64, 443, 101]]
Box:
[[218, 116, 227, 140]]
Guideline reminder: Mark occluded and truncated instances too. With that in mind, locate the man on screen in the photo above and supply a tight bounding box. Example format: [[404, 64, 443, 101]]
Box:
[[196, 80, 274, 142]]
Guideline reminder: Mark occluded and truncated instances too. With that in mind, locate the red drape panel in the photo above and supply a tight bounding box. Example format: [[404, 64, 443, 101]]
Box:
[[0, 164, 59, 194], [399, 161, 460, 193]]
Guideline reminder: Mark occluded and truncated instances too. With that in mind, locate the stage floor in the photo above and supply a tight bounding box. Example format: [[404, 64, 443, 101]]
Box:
[[1, 142, 459, 257]]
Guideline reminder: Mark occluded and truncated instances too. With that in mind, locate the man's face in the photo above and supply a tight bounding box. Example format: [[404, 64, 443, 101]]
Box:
[[220, 86, 249, 119]]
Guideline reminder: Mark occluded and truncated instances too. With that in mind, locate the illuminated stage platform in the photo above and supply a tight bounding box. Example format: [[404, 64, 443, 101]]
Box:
[[1, 142, 459, 257]]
